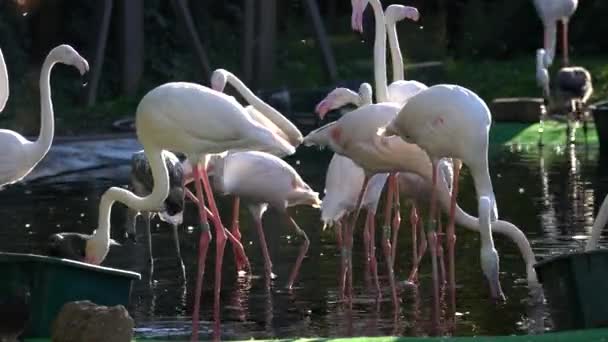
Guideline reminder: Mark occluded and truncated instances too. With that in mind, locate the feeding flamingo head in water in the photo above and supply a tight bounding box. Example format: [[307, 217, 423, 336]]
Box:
[[479, 196, 506, 302]]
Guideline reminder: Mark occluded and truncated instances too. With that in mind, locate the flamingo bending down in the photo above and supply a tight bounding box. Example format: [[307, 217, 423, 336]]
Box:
[[125, 150, 187, 279], [533, 0, 578, 67], [83, 81, 295, 340], [206, 151, 321, 289], [384, 4, 428, 104], [210, 68, 303, 268], [303, 104, 539, 301], [0, 45, 88, 188]]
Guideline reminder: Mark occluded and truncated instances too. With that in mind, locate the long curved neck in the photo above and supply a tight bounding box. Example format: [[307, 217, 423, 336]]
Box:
[[469, 159, 498, 221], [30, 54, 59, 164], [586, 194, 608, 251], [0, 49, 9, 112], [95, 148, 170, 241], [433, 174, 538, 285], [386, 17, 404, 82], [225, 72, 303, 146], [370, 0, 389, 102]]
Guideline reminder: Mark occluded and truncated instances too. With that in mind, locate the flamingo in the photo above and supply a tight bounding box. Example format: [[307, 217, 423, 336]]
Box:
[[125, 150, 188, 280], [384, 4, 428, 104], [82, 81, 296, 340], [206, 151, 321, 288], [586, 194, 608, 251], [210, 68, 303, 268], [478, 196, 505, 301], [382, 84, 498, 316], [303, 102, 540, 317], [0, 45, 88, 188], [533, 0, 579, 66]]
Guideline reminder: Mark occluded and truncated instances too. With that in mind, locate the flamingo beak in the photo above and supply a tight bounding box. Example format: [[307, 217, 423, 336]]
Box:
[[351, 0, 365, 33], [404, 7, 420, 22], [315, 99, 331, 120]]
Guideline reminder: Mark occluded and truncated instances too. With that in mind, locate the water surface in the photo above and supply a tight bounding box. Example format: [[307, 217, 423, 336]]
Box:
[[1, 143, 607, 340]]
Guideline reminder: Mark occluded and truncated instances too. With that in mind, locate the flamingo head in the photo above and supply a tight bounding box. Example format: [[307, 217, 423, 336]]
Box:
[[315, 87, 360, 120], [351, 0, 369, 33], [479, 197, 506, 303], [51, 44, 89, 76], [211, 69, 229, 92], [84, 231, 111, 265], [385, 5, 420, 24]]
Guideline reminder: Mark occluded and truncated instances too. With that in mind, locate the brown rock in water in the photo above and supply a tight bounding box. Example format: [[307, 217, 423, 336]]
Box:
[[51, 301, 134, 342]]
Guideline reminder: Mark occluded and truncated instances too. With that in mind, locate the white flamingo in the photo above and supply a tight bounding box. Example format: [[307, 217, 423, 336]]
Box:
[[206, 151, 321, 289], [210, 68, 303, 269], [83, 81, 296, 340], [384, 4, 428, 104], [0, 45, 88, 188], [533, 0, 579, 66], [303, 100, 540, 316]]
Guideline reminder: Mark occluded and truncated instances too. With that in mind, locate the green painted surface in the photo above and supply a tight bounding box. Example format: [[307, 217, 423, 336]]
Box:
[[23, 328, 608, 341], [489, 121, 598, 146]]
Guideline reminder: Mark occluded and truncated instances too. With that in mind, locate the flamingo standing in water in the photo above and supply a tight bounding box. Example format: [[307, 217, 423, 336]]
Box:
[[210, 68, 303, 267], [382, 83, 497, 318], [206, 151, 321, 288], [125, 150, 188, 280], [0, 45, 88, 188], [82, 81, 295, 340], [533, 0, 579, 66]]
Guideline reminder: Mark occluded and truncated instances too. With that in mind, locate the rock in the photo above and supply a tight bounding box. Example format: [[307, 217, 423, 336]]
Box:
[[51, 301, 134, 342], [491, 97, 544, 123]]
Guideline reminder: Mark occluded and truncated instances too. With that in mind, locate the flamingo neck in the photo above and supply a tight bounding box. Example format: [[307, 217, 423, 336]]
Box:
[[225, 72, 302, 146], [469, 160, 498, 221], [0, 49, 9, 112], [433, 174, 539, 287], [586, 194, 608, 251], [370, 0, 389, 103], [30, 54, 59, 165], [94, 147, 170, 254], [386, 16, 404, 82]]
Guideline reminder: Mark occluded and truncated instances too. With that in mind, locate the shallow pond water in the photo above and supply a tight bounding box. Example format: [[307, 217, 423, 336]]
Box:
[[1, 142, 607, 340]]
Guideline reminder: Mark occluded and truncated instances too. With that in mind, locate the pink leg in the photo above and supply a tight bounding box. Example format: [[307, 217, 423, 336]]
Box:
[[447, 162, 461, 317], [344, 176, 370, 302], [253, 215, 274, 285], [381, 173, 398, 308], [230, 197, 247, 272], [391, 174, 401, 268], [562, 20, 569, 66], [428, 161, 440, 332], [436, 214, 446, 286], [428, 231, 440, 333], [367, 210, 381, 296], [198, 165, 227, 338], [362, 210, 372, 290], [407, 215, 427, 283], [410, 205, 418, 275], [336, 219, 346, 299], [191, 165, 212, 342], [286, 214, 310, 290]]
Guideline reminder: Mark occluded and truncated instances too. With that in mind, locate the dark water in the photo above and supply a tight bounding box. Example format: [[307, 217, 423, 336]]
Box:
[[1, 144, 607, 340]]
